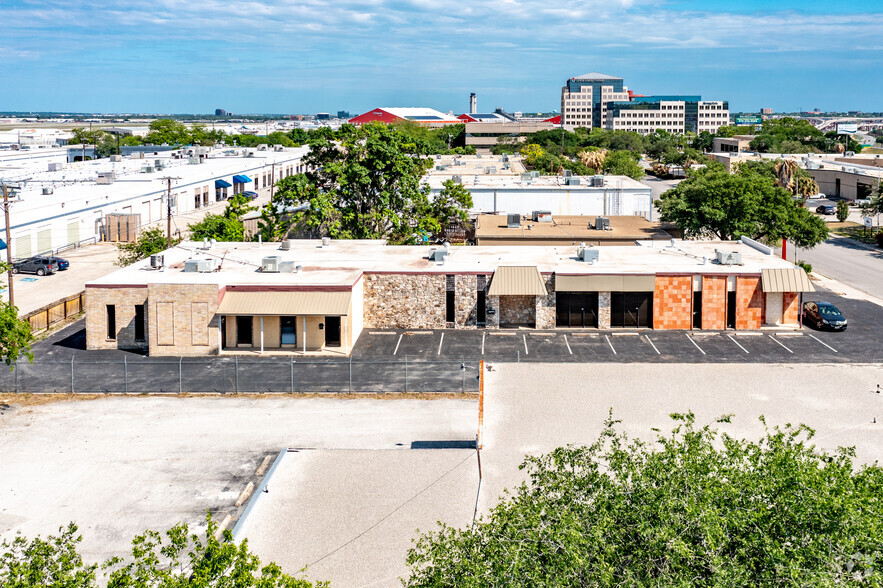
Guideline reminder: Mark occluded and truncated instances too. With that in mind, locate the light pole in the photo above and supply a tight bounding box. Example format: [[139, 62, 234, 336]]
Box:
[[1, 182, 21, 308]]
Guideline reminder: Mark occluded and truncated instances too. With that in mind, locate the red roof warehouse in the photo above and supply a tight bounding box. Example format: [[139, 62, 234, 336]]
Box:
[[349, 107, 462, 127]]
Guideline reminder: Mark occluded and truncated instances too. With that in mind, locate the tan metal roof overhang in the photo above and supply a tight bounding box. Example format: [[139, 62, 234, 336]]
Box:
[[488, 266, 548, 296], [556, 274, 656, 292], [761, 268, 815, 293], [218, 291, 352, 316]]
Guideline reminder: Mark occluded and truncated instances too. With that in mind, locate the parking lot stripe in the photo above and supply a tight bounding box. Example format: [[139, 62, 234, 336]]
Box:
[[437, 333, 444, 355], [769, 335, 793, 354], [481, 332, 486, 355], [605, 335, 617, 355], [564, 334, 573, 354], [686, 334, 706, 355], [645, 335, 660, 355], [393, 334, 403, 356], [727, 334, 749, 354], [523, 334, 529, 355], [808, 334, 838, 353]]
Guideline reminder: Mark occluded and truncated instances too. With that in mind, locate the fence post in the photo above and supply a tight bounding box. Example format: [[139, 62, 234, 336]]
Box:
[[70, 356, 75, 393], [178, 357, 183, 394], [124, 356, 128, 394], [290, 356, 294, 394], [404, 355, 408, 393], [235, 356, 239, 393]]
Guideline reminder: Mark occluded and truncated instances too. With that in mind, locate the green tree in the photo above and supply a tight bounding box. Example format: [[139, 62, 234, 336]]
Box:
[[656, 163, 829, 247], [117, 227, 180, 266], [0, 523, 96, 587], [406, 413, 883, 587], [692, 131, 716, 152], [68, 128, 120, 158], [428, 180, 473, 240], [187, 194, 256, 242], [836, 200, 850, 222], [0, 262, 34, 368], [259, 174, 320, 242], [601, 150, 644, 180]]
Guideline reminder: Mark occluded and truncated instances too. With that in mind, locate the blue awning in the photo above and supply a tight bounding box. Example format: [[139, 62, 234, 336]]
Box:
[[0, 239, 6, 251], [232, 174, 252, 184], [215, 179, 233, 189]]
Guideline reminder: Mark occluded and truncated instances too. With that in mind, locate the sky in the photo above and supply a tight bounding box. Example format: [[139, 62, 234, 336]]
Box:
[[2, 0, 882, 115]]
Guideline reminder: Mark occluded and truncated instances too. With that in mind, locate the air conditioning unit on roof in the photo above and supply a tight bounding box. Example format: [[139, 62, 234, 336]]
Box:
[[715, 250, 742, 265], [183, 259, 216, 273], [261, 255, 281, 272]]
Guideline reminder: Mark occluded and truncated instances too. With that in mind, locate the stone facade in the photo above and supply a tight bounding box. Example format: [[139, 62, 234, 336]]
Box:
[[85, 286, 149, 350], [455, 274, 480, 328], [653, 275, 692, 330], [498, 295, 536, 327], [701, 275, 727, 330], [147, 283, 221, 356], [486, 295, 500, 328], [598, 291, 611, 329], [783, 292, 800, 325], [536, 274, 556, 329], [363, 273, 445, 329], [735, 276, 763, 330]]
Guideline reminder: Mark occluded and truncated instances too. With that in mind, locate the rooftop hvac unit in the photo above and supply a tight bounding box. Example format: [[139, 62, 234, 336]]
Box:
[[142, 166, 155, 174], [530, 171, 540, 179], [110, 155, 122, 162], [258, 144, 268, 151], [591, 175, 604, 187], [188, 157, 201, 164], [274, 145, 284, 152], [48, 163, 63, 172], [503, 163, 510, 170], [279, 261, 300, 273], [96, 172, 115, 185], [183, 259, 216, 273], [42, 187, 54, 195], [595, 216, 610, 230], [563, 169, 572, 177], [435, 165, 448, 171], [280, 240, 291, 251], [578, 244, 599, 263], [520, 172, 532, 183], [501, 154, 509, 162], [452, 175, 462, 184], [567, 178, 581, 186], [429, 248, 447, 262], [532, 210, 552, 222], [506, 213, 521, 228], [261, 255, 281, 272], [150, 254, 164, 268], [131, 152, 145, 159], [715, 250, 742, 266], [486, 166, 496, 174], [245, 151, 255, 158]]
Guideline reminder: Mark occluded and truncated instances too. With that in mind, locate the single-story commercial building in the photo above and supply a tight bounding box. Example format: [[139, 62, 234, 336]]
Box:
[[85, 238, 814, 356], [474, 213, 675, 246]]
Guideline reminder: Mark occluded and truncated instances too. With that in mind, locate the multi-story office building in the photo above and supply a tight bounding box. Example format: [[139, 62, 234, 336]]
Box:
[[560, 73, 730, 134]]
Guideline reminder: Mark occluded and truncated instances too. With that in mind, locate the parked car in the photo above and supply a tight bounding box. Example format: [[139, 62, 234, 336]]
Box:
[[815, 205, 835, 215], [803, 301, 848, 331], [12, 256, 58, 276], [46, 256, 69, 270], [240, 191, 259, 200]]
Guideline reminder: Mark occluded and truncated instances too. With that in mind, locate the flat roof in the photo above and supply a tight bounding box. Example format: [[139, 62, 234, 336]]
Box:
[[475, 214, 673, 241], [87, 238, 798, 289]]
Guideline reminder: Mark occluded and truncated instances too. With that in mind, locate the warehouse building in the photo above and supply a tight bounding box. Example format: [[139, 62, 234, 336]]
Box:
[[473, 213, 675, 246], [85, 237, 813, 356]]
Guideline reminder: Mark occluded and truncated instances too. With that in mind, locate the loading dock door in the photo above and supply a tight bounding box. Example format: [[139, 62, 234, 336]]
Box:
[[611, 292, 653, 328], [556, 292, 599, 328]]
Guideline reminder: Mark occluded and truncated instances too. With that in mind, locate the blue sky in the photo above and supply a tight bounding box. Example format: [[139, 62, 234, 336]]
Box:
[[2, 0, 882, 115]]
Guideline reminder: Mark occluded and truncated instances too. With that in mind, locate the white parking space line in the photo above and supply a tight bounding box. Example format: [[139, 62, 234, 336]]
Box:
[[768, 335, 793, 354], [645, 335, 660, 355], [481, 332, 486, 355], [392, 334, 403, 355], [522, 334, 529, 355], [437, 333, 444, 356], [686, 334, 706, 355], [564, 334, 573, 355], [727, 334, 749, 354], [605, 335, 617, 355], [808, 334, 838, 353]]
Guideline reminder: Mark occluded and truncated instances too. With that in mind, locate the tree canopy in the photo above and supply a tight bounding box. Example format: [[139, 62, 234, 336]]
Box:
[[117, 227, 180, 266], [656, 162, 829, 247], [187, 194, 256, 242], [406, 413, 883, 587], [0, 262, 34, 368], [259, 123, 469, 244]]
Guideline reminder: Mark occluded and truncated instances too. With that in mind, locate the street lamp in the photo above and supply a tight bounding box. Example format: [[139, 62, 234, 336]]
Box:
[[1, 182, 22, 308]]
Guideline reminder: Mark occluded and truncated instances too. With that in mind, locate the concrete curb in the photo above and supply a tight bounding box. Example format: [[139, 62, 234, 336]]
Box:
[[231, 447, 288, 541]]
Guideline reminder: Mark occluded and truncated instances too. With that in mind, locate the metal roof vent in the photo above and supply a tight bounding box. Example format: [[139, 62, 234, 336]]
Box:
[[280, 240, 291, 251], [261, 256, 281, 272], [321, 236, 331, 247]]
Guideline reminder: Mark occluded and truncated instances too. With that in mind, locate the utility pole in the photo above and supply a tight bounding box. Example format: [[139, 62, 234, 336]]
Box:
[[270, 162, 275, 202], [1, 183, 19, 308], [160, 176, 182, 249]]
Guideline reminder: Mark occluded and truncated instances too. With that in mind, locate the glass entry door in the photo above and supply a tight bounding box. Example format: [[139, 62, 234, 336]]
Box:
[[280, 317, 297, 345]]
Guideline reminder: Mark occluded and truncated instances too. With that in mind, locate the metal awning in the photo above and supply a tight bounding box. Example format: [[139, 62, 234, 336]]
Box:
[[761, 268, 815, 293], [556, 274, 655, 292], [217, 291, 352, 316], [215, 179, 232, 189], [232, 174, 252, 184], [488, 266, 548, 296]]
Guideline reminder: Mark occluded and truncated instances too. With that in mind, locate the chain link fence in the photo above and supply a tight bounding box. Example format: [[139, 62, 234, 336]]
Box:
[[0, 357, 480, 394]]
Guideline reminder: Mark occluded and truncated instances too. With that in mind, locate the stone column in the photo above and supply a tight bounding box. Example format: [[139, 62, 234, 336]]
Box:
[[598, 291, 611, 329]]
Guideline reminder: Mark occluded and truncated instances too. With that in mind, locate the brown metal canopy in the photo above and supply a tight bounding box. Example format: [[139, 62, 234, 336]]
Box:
[[488, 266, 548, 296], [217, 291, 352, 316], [761, 268, 815, 293]]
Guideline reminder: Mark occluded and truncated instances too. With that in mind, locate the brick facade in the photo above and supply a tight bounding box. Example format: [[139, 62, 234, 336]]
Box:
[[85, 286, 149, 350], [653, 275, 692, 330], [701, 275, 727, 330], [783, 292, 800, 325], [735, 276, 763, 330], [363, 273, 445, 329], [147, 283, 221, 356]]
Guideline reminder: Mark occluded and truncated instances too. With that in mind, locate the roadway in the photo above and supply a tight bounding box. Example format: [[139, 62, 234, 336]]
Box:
[[797, 236, 883, 300]]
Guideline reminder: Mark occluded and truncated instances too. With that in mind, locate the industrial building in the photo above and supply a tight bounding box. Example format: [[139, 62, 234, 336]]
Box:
[[0, 145, 308, 259], [473, 213, 675, 246], [85, 237, 814, 356], [348, 107, 462, 127]]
